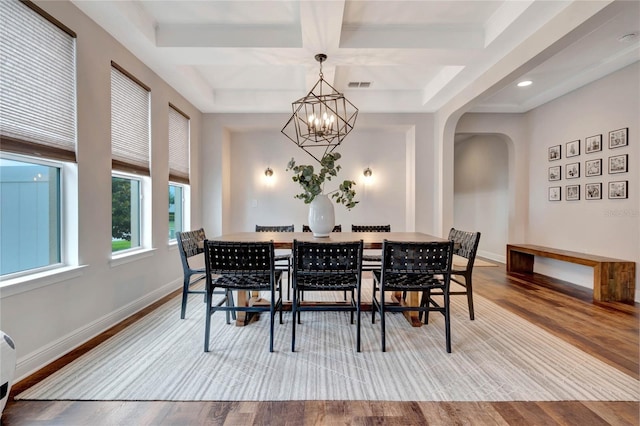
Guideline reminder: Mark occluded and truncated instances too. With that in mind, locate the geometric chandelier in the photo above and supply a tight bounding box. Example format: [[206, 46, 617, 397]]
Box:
[[281, 53, 358, 163]]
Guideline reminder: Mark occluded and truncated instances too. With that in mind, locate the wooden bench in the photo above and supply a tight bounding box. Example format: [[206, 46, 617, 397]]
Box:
[[506, 244, 636, 303]]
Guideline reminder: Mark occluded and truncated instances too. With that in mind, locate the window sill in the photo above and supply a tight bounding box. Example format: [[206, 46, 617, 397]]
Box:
[[0, 265, 88, 299], [110, 248, 156, 267]]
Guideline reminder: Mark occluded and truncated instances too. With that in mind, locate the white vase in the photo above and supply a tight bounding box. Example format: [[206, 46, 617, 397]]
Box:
[[308, 194, 335, 237]]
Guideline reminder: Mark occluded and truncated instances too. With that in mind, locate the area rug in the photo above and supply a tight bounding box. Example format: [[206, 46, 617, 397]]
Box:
[[16, 283, 639, 402]]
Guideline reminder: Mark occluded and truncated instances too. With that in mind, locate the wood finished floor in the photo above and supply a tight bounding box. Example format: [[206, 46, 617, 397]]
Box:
[[3, 264, 639, 425]]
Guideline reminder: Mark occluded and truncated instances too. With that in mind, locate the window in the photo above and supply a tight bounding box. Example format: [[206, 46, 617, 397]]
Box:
[[111, 63, 150, 254], [168, 104, 190, 241], [111, 174, 141, 252], [168, 184, 184, 240], [0, 0, 76, 277], [0, 155, 61, 275]]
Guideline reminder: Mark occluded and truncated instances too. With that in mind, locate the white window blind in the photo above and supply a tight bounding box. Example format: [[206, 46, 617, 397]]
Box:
[[168, 104, 190, 184], [0, 0, 77, 162], [111, 63, 150, 175]]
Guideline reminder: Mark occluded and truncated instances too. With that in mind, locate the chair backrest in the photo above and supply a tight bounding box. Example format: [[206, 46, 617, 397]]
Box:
[[381, 240, 454, 276], [302, 224, 342, 232], [447, 228, 481, 271], [256, 225, 294, 232], [176, 228, 206, 272], [352, 224, 391, 232], [203, 240, 275, 275], [292, 240, 363, 274]]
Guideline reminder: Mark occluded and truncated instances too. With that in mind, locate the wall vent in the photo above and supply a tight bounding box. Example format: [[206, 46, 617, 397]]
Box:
[[348, 81, 371, 88]]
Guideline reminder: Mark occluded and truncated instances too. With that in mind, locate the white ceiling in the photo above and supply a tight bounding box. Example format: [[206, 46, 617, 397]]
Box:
[[72, 0, 639, 114]]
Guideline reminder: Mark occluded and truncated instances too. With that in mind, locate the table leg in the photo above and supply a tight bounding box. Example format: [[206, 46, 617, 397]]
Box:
[[392, 291, 422, 327], [235, 290, 249, 326], [235, 291, 269, 326]]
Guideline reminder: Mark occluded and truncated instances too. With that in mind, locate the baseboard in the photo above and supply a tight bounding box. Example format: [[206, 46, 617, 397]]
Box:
[[14, 279, 181, 382], [478, 250, 505, 264]]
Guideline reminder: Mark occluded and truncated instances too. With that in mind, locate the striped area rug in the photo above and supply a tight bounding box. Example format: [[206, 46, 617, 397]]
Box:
[[16, 282, 639, 402]]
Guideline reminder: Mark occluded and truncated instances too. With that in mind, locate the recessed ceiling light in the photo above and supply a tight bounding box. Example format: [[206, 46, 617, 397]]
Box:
[[517, 80, 533, 87], [618, 33, 638, 43]]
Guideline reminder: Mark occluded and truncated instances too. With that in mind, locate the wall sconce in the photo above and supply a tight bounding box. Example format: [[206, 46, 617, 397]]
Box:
[[264, 167, 274, 177], [363, 167, 372, 178]]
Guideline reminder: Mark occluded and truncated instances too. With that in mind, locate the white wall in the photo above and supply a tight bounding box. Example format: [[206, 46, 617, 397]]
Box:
[[201, 113, 439, 237], [526, 62, 639, 299], [228, 129, 407, 232], [454, 135, 509, 262], [0, 0, 203, 380]]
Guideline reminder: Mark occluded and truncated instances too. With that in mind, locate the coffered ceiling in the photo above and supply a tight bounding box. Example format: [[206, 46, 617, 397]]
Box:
[[72, 0, 639, 114]]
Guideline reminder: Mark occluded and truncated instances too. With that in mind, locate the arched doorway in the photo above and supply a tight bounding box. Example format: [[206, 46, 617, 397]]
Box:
[[453, 133, 512, 263]]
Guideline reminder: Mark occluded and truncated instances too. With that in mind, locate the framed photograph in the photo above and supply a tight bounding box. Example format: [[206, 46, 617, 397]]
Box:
[[608, 154, 628, 174], [608, 181, 628, 199], [585, 158, 602, 177], [566, 162, 580, 179], [585, 183, 602, 200], [548, 145, 561, 161], [566, 140, 580, 157], [548, 166, 561, 181], [585, 134, 602, 153], [566, 185, 580, 201], [609, 128, 628, 149], [549, 186, 561, 201]]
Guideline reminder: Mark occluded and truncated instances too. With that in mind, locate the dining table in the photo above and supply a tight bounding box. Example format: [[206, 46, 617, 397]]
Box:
[[210, 231, 447, 327]]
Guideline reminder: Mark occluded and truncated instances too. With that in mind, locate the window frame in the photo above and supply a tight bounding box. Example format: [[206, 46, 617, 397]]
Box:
[[0, 152, 68, 279], [168, 182, 190, 243], [111, 170, 147, 256]]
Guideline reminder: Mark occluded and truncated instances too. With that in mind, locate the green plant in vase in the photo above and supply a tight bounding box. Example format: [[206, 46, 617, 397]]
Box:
[[286, 152, 358, 209]]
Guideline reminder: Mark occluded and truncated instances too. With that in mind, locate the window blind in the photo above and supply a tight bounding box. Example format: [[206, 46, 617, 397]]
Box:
[[111, 63, 150, 175], [0, 0, 77, 162], [168, 104, 190, 184]]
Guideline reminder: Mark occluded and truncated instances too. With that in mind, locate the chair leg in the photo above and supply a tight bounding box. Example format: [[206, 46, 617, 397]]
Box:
[[350, 291, 354, 324], [356, 284, 362, 352], [286, 260, 291, 301], [371, 282, 377, 324], [228, 290, 236, 321], [444, 292, 451, 353], [277, 280, 283, 325], [380, 293, 386, 352], [465, 273, 475, 320], [204, 291, 212, 352], [423, 289, 431, 324], [269, 294, 275, 353], [291, 289, 297, 352], [180, 278, 190, 319]]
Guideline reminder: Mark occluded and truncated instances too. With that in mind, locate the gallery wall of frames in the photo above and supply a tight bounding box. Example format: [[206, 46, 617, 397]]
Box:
[[547, 127, 629, 201]]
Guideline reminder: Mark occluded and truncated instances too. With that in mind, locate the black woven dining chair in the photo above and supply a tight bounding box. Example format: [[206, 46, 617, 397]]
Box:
[[426, 228, 481, 320], [302, 224, 342, 232], [203, 240, 283, 352], [176, 229, 234, 321], [291, 239, 364, 352], [256, 225, 294, 299], [372, 240, 454, 353], [302, 224, 344, 300], [351, 224, 390, 271]]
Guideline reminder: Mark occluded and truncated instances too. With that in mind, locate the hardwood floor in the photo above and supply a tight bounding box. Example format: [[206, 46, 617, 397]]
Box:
[[3, 264, 639, 425]]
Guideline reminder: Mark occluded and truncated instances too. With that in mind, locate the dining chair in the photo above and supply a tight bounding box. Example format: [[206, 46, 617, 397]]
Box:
[[202, 240, 283, 352], [302, 224, 342, 232], [256, 225, 294, 299], [372, 240, 454, 353], [351, 224, 390, 271], [302, 224, 344, 300], [427, 228, 481, 320], [176, 229, 234, 321], [291, 239, 364, 352]]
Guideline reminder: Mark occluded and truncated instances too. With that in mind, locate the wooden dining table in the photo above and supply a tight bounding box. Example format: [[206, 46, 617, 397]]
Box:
[[210, 231, 447, 327]]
